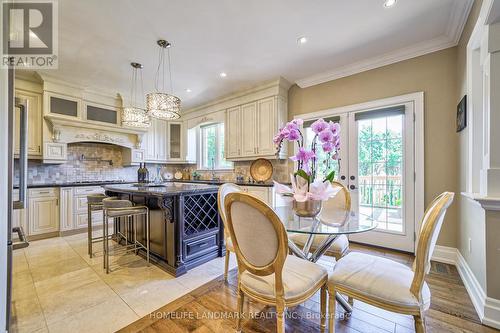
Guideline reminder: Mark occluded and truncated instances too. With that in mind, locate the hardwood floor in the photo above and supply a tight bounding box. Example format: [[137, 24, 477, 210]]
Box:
[[119, 244, 499, 333]]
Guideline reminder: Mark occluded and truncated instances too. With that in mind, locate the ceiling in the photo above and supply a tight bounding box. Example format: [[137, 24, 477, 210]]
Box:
[[34, 0, 473, 111]]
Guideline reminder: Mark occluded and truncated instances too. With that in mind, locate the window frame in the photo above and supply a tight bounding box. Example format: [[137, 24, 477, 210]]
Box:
[[198, 122, 233, 171]]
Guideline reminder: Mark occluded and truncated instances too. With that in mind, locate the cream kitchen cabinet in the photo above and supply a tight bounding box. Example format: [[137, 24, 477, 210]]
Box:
[[240, 186, 272, 205], [241, 102, 258, 156], [15, 89, 43, 158], [143, 118, 168, 163], [240, 185, 288, 208], [226, 106, 241, 158], [59, 187, 74, 231], [225, 96, 287, 161], [143, 119, 188, 163], [28, 188, 59, 236], [73, 186, 105, 230]]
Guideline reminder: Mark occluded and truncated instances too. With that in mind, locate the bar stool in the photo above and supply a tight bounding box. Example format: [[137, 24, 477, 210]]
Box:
[[87, 194, 108, 258], [102, 198, 150, 274]]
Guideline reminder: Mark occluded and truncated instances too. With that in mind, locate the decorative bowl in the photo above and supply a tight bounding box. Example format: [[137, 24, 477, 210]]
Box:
[[250, 158, 273, 182], [292, 199, 322, 218]]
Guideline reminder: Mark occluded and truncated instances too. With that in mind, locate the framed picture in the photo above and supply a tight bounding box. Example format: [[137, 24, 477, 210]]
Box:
[[457, 95, 467, 132]]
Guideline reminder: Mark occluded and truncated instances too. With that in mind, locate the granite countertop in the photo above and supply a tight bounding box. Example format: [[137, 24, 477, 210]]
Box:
[[103, 183, 220, 196], [167, 179, 275, 187], [16, 181, 135, 189], [16, 179, 280, 189]]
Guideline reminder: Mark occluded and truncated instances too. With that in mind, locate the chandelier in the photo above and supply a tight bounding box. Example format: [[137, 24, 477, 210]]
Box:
[[122, 62, 151, 128], [146, 39, 181, 120]]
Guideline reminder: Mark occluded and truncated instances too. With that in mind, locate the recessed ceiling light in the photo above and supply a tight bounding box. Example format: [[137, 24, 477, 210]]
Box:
[[297, 36, 308, 45], [383, 0, 397, 8], [219, 72, 227, 78], [185, 88, 192, 93]]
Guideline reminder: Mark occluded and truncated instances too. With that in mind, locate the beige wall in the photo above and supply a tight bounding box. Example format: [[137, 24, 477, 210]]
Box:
[[288, 47, 459, 247], [456, 0, 487, 290]]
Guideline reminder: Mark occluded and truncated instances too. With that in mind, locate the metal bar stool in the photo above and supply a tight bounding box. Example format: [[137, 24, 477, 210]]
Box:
[[87, 194, 109, 258], [102, 198, 150, 274]]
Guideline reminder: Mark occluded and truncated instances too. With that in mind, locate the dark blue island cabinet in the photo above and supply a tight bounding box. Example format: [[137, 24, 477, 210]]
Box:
[[103, 183, 223, 277]]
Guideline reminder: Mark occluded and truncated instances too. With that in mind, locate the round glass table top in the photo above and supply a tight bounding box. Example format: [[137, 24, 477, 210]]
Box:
[[272, 205, 377, 236]]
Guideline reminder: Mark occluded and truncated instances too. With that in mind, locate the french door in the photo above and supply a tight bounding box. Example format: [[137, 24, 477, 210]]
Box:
[[303, 102, 416, 252]]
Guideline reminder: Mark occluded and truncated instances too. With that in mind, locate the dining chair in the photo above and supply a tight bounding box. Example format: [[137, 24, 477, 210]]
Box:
[[224, 192, 329, 333], [289, 180, 351, 260], [217, 183, 242, 281], [327, 192, 454, 333]]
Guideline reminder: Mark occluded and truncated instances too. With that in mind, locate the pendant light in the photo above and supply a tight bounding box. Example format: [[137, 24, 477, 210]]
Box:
[[146, 39, 181, 120], [122, 62, 151, 128]]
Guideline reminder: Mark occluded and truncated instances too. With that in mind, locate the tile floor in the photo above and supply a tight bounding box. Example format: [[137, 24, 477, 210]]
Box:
[[10, 232, 238, 333]]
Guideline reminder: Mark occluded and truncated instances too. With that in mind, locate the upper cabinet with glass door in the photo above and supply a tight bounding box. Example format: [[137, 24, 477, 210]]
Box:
[[47, 93, 81, 119], [83, 102, 119, 126], [168, 122, 183, 161]]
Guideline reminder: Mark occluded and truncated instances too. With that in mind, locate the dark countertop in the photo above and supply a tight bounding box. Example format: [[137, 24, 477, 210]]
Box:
[[16, 181, 134, 189], [103, 183, 220, 197], [18, 179, 276, 189], [167, 179, 275, 187]]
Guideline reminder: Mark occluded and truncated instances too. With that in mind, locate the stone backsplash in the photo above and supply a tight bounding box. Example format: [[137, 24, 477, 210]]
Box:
[[15, 143, 289, 185]]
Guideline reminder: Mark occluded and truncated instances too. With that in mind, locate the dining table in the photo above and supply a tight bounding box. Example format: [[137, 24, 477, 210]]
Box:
[[272, 204, 377, 314]]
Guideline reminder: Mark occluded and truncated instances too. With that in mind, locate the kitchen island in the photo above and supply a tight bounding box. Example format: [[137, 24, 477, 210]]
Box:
[[103, 183, 222, 277]]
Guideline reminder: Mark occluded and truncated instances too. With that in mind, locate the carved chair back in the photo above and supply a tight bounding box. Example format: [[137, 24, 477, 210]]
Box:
[[224, 192, 289, 298], [218, 183, 243, 243], [410, 192, 454, 302]]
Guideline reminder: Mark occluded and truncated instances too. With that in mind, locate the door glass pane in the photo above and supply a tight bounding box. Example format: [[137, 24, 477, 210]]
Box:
[[358, 114, 404, 233], [304, 125, 340, 180], [169, 123, 181, 159]]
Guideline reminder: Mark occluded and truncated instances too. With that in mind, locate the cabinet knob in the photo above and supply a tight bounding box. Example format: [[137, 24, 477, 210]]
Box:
[[349, 185, 356, 190], [340, 175, 346, 180]]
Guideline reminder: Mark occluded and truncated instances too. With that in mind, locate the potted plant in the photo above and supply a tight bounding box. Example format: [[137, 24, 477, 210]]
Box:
[[273, 118, 341, 217]]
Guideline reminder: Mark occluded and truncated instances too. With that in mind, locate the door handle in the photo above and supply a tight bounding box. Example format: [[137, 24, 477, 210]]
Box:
[[14, 98, 28, 210]]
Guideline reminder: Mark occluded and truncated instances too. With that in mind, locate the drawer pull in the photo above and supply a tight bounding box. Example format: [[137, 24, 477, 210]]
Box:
[[38, 191, 50, 194]]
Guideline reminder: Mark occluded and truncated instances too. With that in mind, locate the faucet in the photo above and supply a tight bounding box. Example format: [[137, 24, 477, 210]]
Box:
[[211, 158, 220, 181]]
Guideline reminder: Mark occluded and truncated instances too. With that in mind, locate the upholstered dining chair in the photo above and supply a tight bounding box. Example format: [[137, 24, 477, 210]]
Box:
[[217, 183, 242, 281], [224, 192, 329, 333], [327, 192, 455, 333], [289, 180, 351, 260]]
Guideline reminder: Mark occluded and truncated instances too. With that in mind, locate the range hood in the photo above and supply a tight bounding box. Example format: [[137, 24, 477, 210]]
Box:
[[43, 114, 147, 165], [45, 114, 147, 149]]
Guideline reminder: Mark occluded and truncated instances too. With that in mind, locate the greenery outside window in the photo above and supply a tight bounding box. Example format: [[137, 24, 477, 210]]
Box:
[[200, 123, 233, 170]]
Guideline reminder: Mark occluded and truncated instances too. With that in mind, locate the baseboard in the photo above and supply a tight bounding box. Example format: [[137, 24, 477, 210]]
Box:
[[431, 245, 458, 265], [432, 245, 500, 329], [484, 297, 500, 329], [455, 250, 486, 321]]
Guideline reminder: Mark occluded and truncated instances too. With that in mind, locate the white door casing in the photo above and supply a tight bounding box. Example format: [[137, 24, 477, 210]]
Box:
[[294, 92, 424, 253]]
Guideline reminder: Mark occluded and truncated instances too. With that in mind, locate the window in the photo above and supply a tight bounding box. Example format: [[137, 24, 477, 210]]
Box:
[[200, 123, 233, 170]]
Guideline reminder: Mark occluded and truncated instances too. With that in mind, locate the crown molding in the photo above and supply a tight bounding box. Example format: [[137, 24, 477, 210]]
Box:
[[296, 0, 474, 88]]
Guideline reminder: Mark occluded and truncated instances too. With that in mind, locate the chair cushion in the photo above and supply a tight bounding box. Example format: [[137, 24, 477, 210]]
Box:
[[226, 237, 234, 252], [289, 233, 349, 257], [240, 255, 327, 301], [106, 208, 147, 218], [329, 252, 431, 310]]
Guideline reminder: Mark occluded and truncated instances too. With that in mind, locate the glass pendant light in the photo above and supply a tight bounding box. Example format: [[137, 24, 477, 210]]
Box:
[[146, 39, 181, 120], [122, 62, 151, 128]]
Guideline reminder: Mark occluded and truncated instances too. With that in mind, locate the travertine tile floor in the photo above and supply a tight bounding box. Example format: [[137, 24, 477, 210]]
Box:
[[10, 231, 238, 333]]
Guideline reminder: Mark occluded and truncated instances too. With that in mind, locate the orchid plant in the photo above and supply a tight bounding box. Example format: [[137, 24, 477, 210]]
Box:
[[273, 118, 341, 202]]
